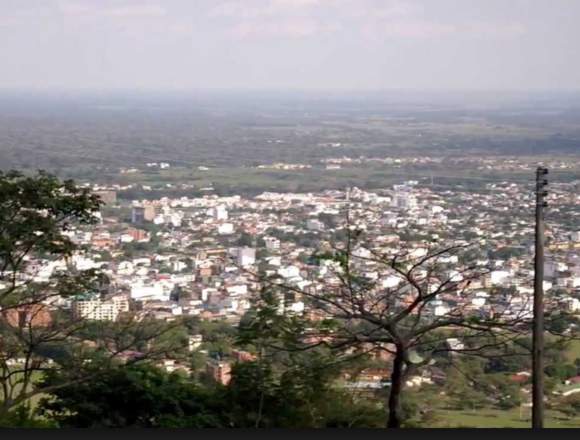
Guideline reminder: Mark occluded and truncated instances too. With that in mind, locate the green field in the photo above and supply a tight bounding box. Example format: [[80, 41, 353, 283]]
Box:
[[435, 408, 580, 428], [3, 370, 45, 410], [565, 340, 580, 362]]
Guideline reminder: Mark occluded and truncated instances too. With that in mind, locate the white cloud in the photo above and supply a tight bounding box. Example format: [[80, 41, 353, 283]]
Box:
[[361, 19, 526, 41], [209, 0, 335, 39], [363, 20, 457, 39], [57, 1, 166, 19], [208, 0, 321, 19], [52, 1, 527, 42], [101, 5, 167, 18], [349, 0, 526, 41], [1, 0, 564, 91], [350, 0, 423, 20], [467, 22, 527, 39], [231, 18, 339, 39], [270, 0, 320, 8]]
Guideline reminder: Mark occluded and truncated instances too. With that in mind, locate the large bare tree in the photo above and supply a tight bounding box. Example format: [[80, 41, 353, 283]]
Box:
[[243, 214, 537, 428]]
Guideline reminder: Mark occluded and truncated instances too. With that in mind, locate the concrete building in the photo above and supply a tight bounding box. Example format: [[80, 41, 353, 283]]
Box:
[[209, 205, 228, 221], [125, 228, 149, 242], [218, 223, 234, 235], [188, 335, 203, 351], [237, 247, 256, 267], [206, 360, 232, 385], [130, 283, 169, 301], [3, 304, 52, 328], [72, 295, 129, 321], [132, 205, 156, 224], [490, 270, 511, 285], [264, 236, 281, 251], [393, 184, 418, 210]]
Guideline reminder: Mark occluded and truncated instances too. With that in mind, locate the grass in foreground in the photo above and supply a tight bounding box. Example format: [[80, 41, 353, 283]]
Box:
[[434, 408, 580, 428]]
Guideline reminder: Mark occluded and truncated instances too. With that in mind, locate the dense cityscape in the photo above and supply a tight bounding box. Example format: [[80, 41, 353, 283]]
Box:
[[3, 152, 577, 428], [1, 0, 580, 428]]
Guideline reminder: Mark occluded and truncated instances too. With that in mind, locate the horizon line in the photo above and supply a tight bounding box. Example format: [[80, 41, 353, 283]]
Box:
[[2, 87, 580, 95]]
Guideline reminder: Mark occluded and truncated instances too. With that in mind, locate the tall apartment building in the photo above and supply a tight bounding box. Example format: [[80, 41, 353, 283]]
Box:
[[210, 205, 228, 221], [237, 247, 256, 267], [72, 295, 130, 321], [132, 205, 156, 224], [392, 183, 418, 210]]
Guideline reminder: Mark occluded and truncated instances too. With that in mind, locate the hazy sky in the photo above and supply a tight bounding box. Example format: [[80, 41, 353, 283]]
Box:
[[1, 0, 579, 91]]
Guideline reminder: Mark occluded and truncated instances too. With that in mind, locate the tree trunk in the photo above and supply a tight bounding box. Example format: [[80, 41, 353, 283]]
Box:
[[387, 347, 406, 428]]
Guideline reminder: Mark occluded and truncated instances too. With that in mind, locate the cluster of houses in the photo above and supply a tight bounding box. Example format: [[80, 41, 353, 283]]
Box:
[[8, 174, 579, 389]]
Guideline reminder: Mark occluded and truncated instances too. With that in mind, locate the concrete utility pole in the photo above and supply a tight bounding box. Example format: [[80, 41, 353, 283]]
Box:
[[532, 166, 548, 429]]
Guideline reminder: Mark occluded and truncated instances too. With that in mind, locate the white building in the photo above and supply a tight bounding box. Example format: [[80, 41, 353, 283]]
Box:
[[130, 283, 168, 301], [119, 234, 135, 243], [117, 261, 134, 275], [209, 205, 228, 221], [218, 223, 234, 235], [471, 291, 489, 307], [446, 338, 465, 352], [264, 236, 281, 251], [381, 275, 402, 289], [306, 219, 325, 231], [266, 256, 282, 266], [226, 284, 248, 296], [563, 297, 580, 313], [393, 184, 418, 210], [431, 300, 450, 316], [288, 301, 305, 314], [278, 265, 300, 278], [237, 247, 256, 267], [172, 261, 187, 273], [490, 270, 511, 285], [188, 335, 203, 351], [73, 295, 129, 321]]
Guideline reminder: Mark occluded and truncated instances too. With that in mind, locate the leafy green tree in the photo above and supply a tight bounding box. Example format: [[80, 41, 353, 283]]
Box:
[[237, 232, 254, 247], [0, 171, 181, 419], [0, 171, 100, 417], [37, 364, 223, 428], [235, 294, 383, 428], [545, 363, 577, 381], [221, 358, 384, 428], [486, 374, 522, 409], [444, 359, 484, 409], [0, 406, 56, 428]]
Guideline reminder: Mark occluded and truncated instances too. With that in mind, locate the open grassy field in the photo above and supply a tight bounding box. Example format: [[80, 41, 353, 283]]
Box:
[[434, 408, 580, 428], [565, 339, 580, 362], [3, 370, 46, 410], [111, 158, 580, 200]]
